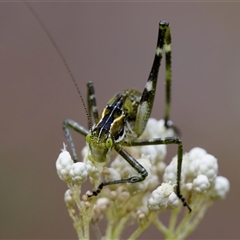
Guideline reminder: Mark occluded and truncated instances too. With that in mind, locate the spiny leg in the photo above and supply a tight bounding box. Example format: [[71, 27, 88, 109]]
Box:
[[87, 81, 99, 127], [63, 119, 88, 163], [134, 21, 170, 136], [87, 144, 148, 197], [128, 137, 191, 212]]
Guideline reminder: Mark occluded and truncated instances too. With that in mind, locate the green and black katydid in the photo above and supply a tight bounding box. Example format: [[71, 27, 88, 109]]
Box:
[[26, 2, 191, 212]]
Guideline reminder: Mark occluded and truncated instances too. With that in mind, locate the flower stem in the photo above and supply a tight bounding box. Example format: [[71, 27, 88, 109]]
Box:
[[152, 213, 169, 237], [169, 204, 181, 233], [128, 218, 151, 240]]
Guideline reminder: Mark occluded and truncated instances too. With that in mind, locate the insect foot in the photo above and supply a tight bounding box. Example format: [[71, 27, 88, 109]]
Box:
[[87, 183, 104, 198], [164, 120, 181, 136]]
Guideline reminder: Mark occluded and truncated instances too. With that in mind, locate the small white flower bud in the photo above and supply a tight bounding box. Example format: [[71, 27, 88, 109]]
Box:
[[153, 161, 166, 176], [148, 182, 178, 211], [84, 201, 91, 209], [211, 176, 230, 200], [154, 144, 167, 162], [185, 182, 193, 191], [110, 191, 117, 200], [85, 159, 103, 182], [197, 154, 218, 183], [141, 119, 174, 139], [187, 157, 201, 177], [64, 189, 75, 207], [140, 145, 158, 163], [148, 192, 167, 210], [92, 197, 110, 222], [136, 210, 146, 221], [141, 145, 166, 164], [146, 174, 159, 190], [188, 147, 207, 160], [117, 190, 130, 202], [70, 162, 88, 184], [161, 182, 175, 196], [193, 174, 210, 193], [56, 146, 73, 182], [168, 192, 179, 208], [163, 160, 177, 183], [96, 197, 110, 212]]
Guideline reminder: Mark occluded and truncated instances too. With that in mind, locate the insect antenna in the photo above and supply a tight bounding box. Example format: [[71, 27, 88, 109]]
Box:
[[25, 2, 92, 130]]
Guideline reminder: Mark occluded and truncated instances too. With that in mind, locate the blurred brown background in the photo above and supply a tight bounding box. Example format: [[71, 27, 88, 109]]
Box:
[[1, 2, 239, 239]]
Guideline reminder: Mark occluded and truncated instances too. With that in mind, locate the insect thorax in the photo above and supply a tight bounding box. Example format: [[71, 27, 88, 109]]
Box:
[[91, 89, 141, 145]]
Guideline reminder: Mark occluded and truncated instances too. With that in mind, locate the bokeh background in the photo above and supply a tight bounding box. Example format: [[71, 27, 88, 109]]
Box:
[[1, 2, 239, 239]]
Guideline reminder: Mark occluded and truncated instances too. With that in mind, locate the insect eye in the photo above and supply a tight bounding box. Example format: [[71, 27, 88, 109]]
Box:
[[86, 133, 91, 143], [105, 138, 113, 148]]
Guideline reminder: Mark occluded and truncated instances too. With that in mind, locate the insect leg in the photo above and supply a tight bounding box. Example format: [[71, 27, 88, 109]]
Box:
[[129, 137, 191, 212], [163, 26, 173, 128], [87, 81, 99, 127], [87, 145, 148, 197], [63, 119, 88, 162], [163, 27, 181, 135], [63, 83, 100, 163], [134, 21, 169, 136]]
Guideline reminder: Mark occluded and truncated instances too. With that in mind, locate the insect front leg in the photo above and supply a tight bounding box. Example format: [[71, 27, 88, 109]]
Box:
[[63, 82, 100, 162], [129, 137, 191, 212], [87, 144, 148, 197], [63, 119, 88, 163], [87, 81, 99, 126]]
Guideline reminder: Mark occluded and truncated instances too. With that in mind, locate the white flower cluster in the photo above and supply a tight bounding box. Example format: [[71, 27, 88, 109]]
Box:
[[163, 147, 229, 199], [148, 182, 179, 210], [56, 143, 88, 185], [55, 118, 230, 240]]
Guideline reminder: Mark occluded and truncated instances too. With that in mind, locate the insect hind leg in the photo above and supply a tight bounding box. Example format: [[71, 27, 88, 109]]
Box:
[[134, 21, 170, 137], [162, 22, 181, 135]]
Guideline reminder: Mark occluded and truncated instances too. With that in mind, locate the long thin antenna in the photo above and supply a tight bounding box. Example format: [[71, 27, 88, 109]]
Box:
[[25, 2, 92, 130]]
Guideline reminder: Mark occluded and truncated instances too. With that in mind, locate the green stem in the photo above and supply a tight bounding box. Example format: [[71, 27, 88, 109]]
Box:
[[82, 196, 97, 240], [128, 214, 153, 240], [152, 213, 169, 237], [67, 208, 84, 240], [105, 193, 135, 239], [82, 211, 89, 239], [168, 205, 181, 233], [112, 215, 130, 239], [174, 195, 204, 239], [127, 223, 150, 240], [179, 201, 212, 239]]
